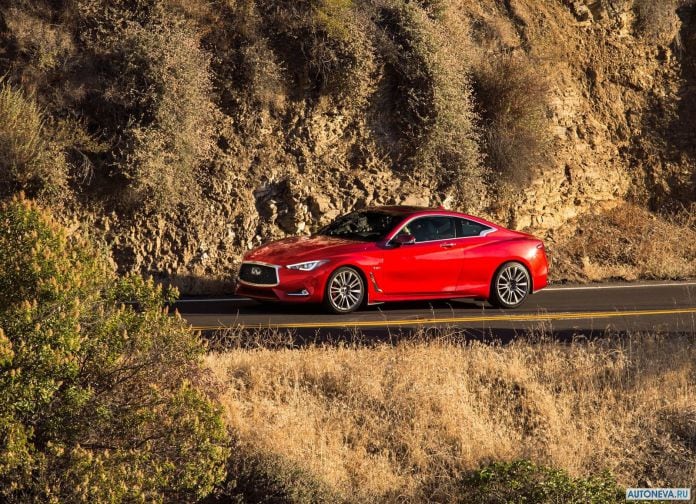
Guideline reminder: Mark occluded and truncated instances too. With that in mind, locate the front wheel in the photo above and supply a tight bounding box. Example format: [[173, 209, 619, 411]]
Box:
[[489, 262, 531, 309], [323, 267, 365, 314]]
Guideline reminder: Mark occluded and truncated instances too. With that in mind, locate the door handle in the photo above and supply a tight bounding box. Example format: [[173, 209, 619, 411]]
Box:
[[440, 242, 455, 249]]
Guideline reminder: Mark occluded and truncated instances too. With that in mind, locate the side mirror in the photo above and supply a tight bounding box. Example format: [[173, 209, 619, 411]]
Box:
[[392, 233, 416, 246]]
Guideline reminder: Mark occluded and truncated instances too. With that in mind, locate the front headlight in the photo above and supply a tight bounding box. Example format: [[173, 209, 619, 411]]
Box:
[[286, 260, 329, 271]]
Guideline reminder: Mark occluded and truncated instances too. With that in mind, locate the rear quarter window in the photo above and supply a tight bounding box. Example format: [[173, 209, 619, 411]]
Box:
[[456, 218, 493, 237]]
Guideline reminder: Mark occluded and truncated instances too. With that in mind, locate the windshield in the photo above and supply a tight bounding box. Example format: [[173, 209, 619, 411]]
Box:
[[317, 211, 404, 242]]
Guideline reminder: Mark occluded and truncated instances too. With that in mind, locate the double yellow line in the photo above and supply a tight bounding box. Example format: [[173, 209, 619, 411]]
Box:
[[191, 307, 696, 331]]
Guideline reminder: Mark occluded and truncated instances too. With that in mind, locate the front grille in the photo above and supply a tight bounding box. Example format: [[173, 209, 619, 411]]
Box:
[[238, 263, 279, 286]]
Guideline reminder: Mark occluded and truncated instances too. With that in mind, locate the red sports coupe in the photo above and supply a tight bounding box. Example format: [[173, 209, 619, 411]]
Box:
[[236, 206, 548, 313]]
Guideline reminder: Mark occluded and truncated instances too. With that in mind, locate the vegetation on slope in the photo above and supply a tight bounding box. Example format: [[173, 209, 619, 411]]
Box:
[[552, 202, 696, 282], [0, 0, 488, 209], [0, 79, 67, 197], [0, 196, 228, 502], [1, 0, 694, 287]]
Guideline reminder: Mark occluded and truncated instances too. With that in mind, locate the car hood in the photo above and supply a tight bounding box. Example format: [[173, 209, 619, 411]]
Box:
[[244, 235, 373, 265]]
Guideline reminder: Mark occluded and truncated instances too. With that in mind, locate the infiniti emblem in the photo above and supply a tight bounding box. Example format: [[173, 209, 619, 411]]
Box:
[[251, 267, 262, 276]]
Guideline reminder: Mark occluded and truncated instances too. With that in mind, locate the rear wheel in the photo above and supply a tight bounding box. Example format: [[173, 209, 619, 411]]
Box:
[[490, 262, 531, 309], [323, 267, 365, 314]]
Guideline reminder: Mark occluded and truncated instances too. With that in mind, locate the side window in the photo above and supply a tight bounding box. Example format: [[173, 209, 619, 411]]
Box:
[[400, 217, 456, 243], [456, 218, 492, 237]]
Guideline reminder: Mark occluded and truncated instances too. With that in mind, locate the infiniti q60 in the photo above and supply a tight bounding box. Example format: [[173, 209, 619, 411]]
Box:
[[236, 206, 548, 313]]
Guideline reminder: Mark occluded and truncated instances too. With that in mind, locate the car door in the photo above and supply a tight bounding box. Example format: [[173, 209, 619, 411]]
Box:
[[453, 218, 497, 294], [379, 216, 464, 296]]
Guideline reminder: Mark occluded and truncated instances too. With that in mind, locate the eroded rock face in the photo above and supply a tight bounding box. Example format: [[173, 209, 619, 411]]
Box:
[[12, 0, 691, 293], [483, 0, 693, 232], [135, 2, 692, 292], [115, 2, 691, 292]]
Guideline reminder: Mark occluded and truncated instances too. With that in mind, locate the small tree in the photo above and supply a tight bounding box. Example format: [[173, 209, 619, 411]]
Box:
[[0, 196, 228, 502]]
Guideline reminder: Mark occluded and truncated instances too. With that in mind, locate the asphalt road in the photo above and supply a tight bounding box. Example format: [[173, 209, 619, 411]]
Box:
[[174, 281, 696, 339]]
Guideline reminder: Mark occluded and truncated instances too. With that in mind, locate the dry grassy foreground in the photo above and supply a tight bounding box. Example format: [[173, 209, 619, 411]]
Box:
[[206, 332, 696, 502]]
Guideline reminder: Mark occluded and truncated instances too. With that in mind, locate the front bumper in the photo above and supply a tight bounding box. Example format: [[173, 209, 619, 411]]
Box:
[[235, 263, 329, 303]]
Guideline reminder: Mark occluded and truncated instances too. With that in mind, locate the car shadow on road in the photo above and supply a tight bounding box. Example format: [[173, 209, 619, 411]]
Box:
[[173, 298, 487, 316]]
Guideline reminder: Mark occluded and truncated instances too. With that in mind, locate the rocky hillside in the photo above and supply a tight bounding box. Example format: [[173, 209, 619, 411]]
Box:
[[0, 0, 694, 293]]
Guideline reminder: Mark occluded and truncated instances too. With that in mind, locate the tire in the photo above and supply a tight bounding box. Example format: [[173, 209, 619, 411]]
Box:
[[489, 261, 531, 309], [323, 267, 365, 314]]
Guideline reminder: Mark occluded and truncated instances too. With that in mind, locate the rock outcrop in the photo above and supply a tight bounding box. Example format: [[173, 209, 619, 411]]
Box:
[[1, 0, 693, 292]]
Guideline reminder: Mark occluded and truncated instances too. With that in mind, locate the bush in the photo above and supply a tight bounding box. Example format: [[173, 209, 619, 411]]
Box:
[[0, 196, 228, 502], [633, 0, 680, 46], [118, 17, 214, 210], [75, 0, 215, 211], [460, 460, 623, 503], [376, 3, 486, 210], [3, 8, 75, 73], [472, 54, 550, 186], [374, 4, 437, 151], [215, 451, 339, 503], [0, 80, 67, 198], [255, 0, 369, 97]]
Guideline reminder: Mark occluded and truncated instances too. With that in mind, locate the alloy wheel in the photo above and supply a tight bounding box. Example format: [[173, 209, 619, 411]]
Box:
[[327, 268, 364, 313], [495, 263, 530, 307]]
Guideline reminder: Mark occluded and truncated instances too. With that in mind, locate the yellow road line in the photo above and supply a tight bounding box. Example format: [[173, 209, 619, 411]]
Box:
[[191, 307, 696, 331]]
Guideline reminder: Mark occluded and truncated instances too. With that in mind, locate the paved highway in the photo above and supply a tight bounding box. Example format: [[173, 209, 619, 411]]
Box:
[[174, 281, 696, 339]]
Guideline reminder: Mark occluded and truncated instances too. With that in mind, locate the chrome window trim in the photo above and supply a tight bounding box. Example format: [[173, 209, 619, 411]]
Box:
[[238, 261, 281, 287], [386, 213, 497, 245]]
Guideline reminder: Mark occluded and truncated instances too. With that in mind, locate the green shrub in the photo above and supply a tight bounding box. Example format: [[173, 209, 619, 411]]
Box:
[[0, 196, 228, 502], [217, 451, 339, 503], [472, 54, 550, 187], [0, 81, 67, 198], [459, 460, 623, 503]]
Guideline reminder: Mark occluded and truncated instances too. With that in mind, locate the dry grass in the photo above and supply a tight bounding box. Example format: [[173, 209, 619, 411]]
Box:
[[551, 203, 696, 282], [206, 331, 696, 501]]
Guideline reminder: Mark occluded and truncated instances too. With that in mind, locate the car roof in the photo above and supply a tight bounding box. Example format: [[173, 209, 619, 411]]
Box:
[[364, 205, 503, 230], [366, 205, 459, 218]]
